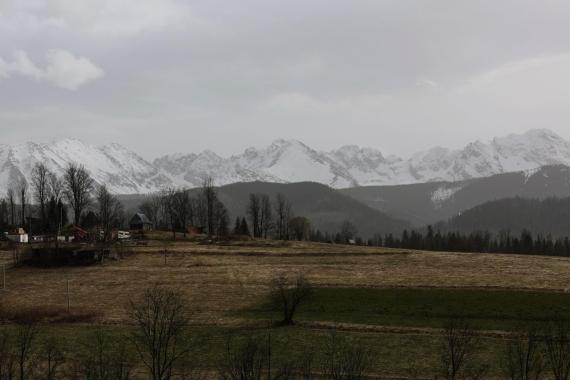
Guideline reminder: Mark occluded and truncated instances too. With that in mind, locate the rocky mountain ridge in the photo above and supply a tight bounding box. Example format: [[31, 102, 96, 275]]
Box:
[[1, 129, 569, 194]]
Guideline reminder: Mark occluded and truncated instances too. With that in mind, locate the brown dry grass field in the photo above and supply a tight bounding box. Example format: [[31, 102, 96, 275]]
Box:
[[2, 239, 570, 324], [3, 239, 570, 378]]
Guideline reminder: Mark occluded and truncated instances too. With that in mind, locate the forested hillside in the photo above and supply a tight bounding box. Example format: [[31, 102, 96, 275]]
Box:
[[437, 196, 570, 237], [342, 165, 570, 226]]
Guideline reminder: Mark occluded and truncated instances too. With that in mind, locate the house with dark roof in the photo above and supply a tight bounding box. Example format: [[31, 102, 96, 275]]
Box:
[[129, 213, 153, 231]]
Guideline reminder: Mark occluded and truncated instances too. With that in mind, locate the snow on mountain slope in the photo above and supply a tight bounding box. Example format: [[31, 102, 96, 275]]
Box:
[[401, 129, 570, 185], [430, 185, 464, 205], [152, 128, 570, 189], [235, 139, 355, 188], [2, 129, 570, 194], [0, 139, 173, 194]]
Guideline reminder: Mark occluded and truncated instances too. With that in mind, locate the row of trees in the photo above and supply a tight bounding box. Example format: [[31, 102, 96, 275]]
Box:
[[0, 165, 360, 244], [0, 166, 328, 242], [216, 318, 570, 380], [245, 193, 292, 239], [375, 227, 570, 257], [0, 272, 311, 380], [240, 193, 313, 241], [307, 221, 360, 245], [139, 188, 315, 242], [0, 163, 125, 240], [139, 178, 230, 238]]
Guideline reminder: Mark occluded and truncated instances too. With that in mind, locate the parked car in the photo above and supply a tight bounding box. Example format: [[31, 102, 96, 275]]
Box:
[[118, 231, 131, 240]]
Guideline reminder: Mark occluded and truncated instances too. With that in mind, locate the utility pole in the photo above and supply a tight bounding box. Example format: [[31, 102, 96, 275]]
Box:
[[66, 279, 70, 312], [267, 318, 272, 380]]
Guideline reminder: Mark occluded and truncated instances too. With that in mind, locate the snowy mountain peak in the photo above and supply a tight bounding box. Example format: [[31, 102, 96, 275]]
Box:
[[0, 139, 167, 194], [2, 129, 570, 194], [265, 139, 315, 159], [269, 138, 303, 148], [521, 128, 562, 140]]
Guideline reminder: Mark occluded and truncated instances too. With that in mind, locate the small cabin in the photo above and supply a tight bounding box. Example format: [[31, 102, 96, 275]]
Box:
[[129, 213, 153, 231], [69, 226, 89, 241], [187, 226, 205, 235]]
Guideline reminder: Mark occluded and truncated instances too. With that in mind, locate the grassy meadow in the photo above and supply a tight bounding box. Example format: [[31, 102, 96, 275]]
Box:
[[1, 238, 570, 378]]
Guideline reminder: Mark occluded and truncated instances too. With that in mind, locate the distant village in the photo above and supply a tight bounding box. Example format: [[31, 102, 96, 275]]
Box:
[[0, 163, 222, 248], [0, 162, 355, 265]]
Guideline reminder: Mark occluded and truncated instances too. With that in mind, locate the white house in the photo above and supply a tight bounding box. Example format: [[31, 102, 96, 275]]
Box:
[[6, 228, 29, 243]]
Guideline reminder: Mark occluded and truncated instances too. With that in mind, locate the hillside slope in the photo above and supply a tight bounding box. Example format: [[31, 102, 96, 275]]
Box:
[[341, 165, 570, 226], [122, 182, 410, 238], [437, 197, 570, 237], [216, 182, 410, 238]]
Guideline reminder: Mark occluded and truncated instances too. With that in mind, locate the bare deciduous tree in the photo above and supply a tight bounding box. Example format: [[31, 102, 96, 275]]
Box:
[[97, 185, 124, 242], [31, 163, 51, 232], [218, 335, 266, 380], [201, 177, 218, 236], [260, 194, 273, 239], [321, 332, 371, 380], [0, 198, 8, 229], [247, 194, 261, 238], [270, 273, 312, 326], [110, 339, 135, 380], [42, 337, 64, 380], [297, 350, 316, 380], [289, 217, 311, 241], [187, 178, 227, 237], [48, 172, 63, 202], [439, 318, 481, 380], [129, 286, 192, 380], [162, 188, 178, 240], [339, 221, 358, 244], [172, 189, 192, 238], [63, 163, 94, 226], [46, 196, 67, 234], [0, 328, 16, 379], [140, 194, 163, 229], [503, 324, 544, 380], [7, 187, 16, 226], [18, 178, 28, 227], [544, 320, 570, 380], [214, 199, 229, 237], [15, 320, 39, 380], [79, 329, 133, 380], [274, 194, 292, 240]]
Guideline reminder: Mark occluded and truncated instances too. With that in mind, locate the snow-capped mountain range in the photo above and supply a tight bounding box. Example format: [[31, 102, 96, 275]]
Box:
[[1, 129, 570, 194]]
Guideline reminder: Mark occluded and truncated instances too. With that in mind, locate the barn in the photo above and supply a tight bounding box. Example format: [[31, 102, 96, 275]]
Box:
[[129, 213, 153, 231]]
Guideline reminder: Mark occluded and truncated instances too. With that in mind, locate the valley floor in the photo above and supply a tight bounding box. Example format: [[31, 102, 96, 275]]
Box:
[[1, 239, 570, 378]]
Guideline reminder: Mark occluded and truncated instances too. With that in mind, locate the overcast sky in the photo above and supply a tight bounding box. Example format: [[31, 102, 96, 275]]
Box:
[[2, 0, 570, 159]]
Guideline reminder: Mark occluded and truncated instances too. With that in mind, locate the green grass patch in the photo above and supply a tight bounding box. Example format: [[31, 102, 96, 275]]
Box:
[[240, 287, 570, 331], [0, 323, 507, 378]]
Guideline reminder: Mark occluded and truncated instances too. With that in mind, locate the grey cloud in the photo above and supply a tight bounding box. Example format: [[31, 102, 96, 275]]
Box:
[[2, 0, 570, 158], [0, 49, 104, 90]]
